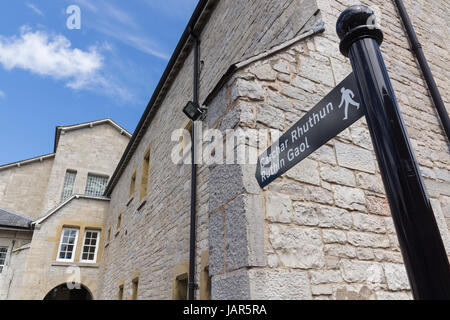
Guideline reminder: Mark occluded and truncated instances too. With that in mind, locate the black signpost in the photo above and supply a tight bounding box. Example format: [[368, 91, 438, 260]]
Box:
[[336, 5, 450, 299], [256, 72, 364, 188], [256, 5, 450, 299]]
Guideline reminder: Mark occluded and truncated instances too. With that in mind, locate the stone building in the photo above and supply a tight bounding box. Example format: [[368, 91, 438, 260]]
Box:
[[0, 0, 449, 300], [0, 119, 130, 299]]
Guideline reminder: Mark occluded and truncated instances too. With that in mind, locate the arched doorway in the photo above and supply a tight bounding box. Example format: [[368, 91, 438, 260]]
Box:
[[44, 284, 93, 300]]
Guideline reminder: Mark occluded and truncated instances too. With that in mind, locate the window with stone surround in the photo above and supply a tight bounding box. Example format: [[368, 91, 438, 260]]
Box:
[[131, 277, 139, 300], [140, 146, 151, 201], [80, 229, 100, 263], [118, 285, 124, 300], [85, 174, 109, 197], [61, 170, 77, 202], [129, 170, 137, 198], [117, 212, 122, 231], [0, 247, 8, 273], [57, 228, 79, 262]]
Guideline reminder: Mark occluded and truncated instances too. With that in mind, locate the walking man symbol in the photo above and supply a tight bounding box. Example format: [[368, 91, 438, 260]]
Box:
[[338, 87, 360, 120]]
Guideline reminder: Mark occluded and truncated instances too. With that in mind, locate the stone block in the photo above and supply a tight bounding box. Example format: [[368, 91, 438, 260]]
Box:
[[286, 158, 320, 186], [320, 165, 356, 186], [383, 263, 410, 291], [309, 270, 342, 284], [324, 244, 356, 259], [269, 224, 324, 269], [335, 142, 375, 173], [366, 196, 391, 216], [256, 104, 285, 129], [340, 259, 384, 283], [209, 211, 224, 276], [347, 232, 390, 248], [356, 172, 384, 194], [266, 193, 293, 223], [315, 204, 353, 229], [333, 185, 366, 211], [322, 229, 347, 244], [249, 269, 312, 300], [249, 63, 277, 81], [231, 79, 265, 103], [352, 213, 386, 234], [298, 55, 334, 87], [212, 269, 250, 300], [209, 164, 243, 212]]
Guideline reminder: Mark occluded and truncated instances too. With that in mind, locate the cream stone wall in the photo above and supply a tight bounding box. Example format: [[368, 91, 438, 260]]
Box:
[[207, 0, 449, 300], [6, 197, 109, 300], [42, 123, 130, 214], [0, 230, 33, 299], [0, 157, 54, 219], [97, 0, 449, 300], [98, 0, 324, 300]]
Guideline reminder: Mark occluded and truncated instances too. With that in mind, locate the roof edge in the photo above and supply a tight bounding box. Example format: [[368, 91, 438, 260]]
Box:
[[0, 153, 55, 171], [32, 194, 110, 226], [54, 118, 132, 153]]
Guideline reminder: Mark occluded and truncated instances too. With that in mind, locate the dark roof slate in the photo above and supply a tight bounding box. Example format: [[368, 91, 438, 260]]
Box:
[[0, 207, 33, 229]]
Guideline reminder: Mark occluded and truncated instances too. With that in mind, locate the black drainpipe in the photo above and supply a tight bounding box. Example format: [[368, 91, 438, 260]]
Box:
[[188, 29, 199, 300], [394, 0, 450, 142]]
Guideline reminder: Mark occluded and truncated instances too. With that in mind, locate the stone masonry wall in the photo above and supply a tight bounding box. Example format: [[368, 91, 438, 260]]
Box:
[[0, 158, 54, 219], [6, 198, 108, 300], [208, 0, 449, 300], [42, 124, 129, 214], [0, 230, 32, 299], [98, 0, 324, 300]]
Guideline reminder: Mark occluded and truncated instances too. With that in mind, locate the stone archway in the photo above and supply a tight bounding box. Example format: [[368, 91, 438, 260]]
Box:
[[43, 283, 93, 300]]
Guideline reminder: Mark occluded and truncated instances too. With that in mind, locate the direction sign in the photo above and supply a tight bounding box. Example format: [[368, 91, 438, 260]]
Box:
[[256, 72, 364, 188]]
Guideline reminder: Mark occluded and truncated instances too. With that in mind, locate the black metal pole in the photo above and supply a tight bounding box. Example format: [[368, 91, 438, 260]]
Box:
[[337, 5, 450, 300], [188, 32, 199, 300], [393, 0, 450, 142]]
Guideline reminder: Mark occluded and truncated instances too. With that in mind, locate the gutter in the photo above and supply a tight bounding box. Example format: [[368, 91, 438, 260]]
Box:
[[188, 30, 200, 301], [394, 0, 450, 142]]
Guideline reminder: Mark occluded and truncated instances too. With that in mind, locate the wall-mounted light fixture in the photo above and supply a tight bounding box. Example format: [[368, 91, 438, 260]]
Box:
[[183, 101, 206, 121]]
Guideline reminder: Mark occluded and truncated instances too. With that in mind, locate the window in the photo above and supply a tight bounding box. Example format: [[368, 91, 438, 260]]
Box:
[[61, 170, 77, 202], [85, 174, 109, 197], [131, 278, 139, 300], [118, 285, 124, 300], [0, 247, 7, 273], [117, 212, 122, 231], [129, 170, 136, 197], [80, 229, 100, 263], [140, 146, 151, 201], [57, 228, 79, 262], [172, 262, 189, 300], [174, 274, 188, 300], [200, 252, 211, 300]]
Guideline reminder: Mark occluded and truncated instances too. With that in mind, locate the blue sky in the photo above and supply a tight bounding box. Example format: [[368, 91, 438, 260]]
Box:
[[0, 0, 197, 164]]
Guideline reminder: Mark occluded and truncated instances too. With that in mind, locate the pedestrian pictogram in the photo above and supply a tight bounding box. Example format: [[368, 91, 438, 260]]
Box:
[[338, 87, 360, 120]]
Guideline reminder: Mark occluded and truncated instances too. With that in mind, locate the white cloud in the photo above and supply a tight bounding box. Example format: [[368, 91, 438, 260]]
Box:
[[26, 3, 44, 16], [0, 27, 103, 88], [0, 27, 133, 102]]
